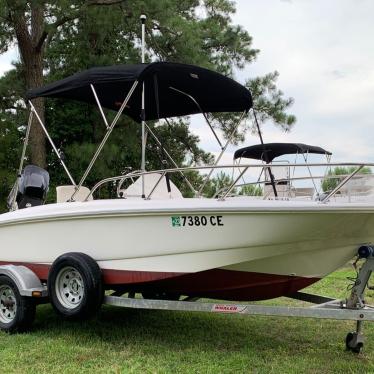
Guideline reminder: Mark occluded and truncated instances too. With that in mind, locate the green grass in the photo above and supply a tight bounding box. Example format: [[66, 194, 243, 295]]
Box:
[[0, 265, 373, 373]]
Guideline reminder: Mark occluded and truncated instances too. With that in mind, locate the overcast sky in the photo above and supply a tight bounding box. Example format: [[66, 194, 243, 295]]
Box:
[[192, 0, 374, 167], [1, 0, 373, 169]]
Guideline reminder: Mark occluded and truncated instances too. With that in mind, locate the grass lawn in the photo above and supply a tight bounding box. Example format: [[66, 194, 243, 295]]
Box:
[[0, 264, 373, 373]]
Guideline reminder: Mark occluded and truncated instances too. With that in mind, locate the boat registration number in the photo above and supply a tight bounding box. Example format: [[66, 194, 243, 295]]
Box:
[[171, 215, 224, 227]]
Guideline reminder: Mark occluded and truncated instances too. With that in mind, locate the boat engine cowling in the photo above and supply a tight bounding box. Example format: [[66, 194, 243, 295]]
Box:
[[16, 165, 50, 209]]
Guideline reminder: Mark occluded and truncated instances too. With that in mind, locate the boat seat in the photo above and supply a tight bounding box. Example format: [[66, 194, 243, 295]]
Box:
[[264, 163, 291, 198], [119, 173, 183, 199], [56, 186, 93, 203]]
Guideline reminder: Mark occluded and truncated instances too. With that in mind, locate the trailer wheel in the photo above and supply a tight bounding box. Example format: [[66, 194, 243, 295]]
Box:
[[48, 253, 103, 320], [0, 275, 35, 333]]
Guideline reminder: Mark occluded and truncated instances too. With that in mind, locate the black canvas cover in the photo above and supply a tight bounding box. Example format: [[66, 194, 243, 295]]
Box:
[[27, 62, 252, 122], [234, 143, 331, 162]]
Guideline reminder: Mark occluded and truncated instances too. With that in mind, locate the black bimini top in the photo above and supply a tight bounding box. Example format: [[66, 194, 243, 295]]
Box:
[[26, 62, 252, 123], [234, 143, 332, 162]]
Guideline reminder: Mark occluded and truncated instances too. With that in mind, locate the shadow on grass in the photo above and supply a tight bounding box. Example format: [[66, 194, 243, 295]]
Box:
[[32, 302, 370, 357], [1, 267, 372, 372], [0, 293, 371, 373], [34, 304, 265, 351]]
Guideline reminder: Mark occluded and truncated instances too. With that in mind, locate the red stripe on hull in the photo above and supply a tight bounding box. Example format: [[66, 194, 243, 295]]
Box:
[[134, 268, 319, 301], [0, 261, 319, 301], [0, 261, 183, 284]]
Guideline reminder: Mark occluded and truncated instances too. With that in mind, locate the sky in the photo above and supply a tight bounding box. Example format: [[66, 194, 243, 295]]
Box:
[[191, 0, 374, 168], [1, 0, 373, 173]]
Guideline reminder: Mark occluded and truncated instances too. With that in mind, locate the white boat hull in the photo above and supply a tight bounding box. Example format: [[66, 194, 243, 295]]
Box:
[[0, 198, 373, 300]]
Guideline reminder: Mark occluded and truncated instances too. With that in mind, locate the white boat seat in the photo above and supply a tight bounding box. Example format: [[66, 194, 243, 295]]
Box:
[[264, 163, 291, 198], [120, 173, 183, 199], [56, 186, 93, 203]]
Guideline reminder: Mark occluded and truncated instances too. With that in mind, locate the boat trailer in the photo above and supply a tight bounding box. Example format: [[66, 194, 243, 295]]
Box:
[[104, 248, 374, 354], [0, 247, 373, 353]]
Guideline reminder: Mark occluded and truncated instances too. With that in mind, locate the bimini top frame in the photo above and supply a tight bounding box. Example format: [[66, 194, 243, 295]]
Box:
[[26, 62, 252, 121], [233, 142, 333, 198], [234, 143, 332, 162], [24, 58, 252, 202]]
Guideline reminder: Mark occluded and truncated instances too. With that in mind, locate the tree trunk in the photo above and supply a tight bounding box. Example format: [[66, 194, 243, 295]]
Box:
[[24, 53, 46, 168], [12, 4, 47, 169], [9, 0, 126, 168]]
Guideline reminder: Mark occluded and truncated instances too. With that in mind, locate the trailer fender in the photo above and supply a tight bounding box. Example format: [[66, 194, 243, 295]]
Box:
[[0, 265, 47, 297]]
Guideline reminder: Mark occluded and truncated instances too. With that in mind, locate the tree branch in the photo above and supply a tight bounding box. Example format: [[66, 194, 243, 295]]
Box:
[[87, 0, 125, 5], [35, 1, 126, 52], [35, 15, 75, 52], [31, 2, 46, 52], [35, 30, 48, 52]]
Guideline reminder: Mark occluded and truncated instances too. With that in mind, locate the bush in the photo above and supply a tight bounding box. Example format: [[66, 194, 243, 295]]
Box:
[[321, 166, 372, 192]]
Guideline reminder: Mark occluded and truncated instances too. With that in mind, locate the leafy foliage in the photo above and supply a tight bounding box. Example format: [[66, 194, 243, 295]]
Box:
[[239, 184, 263, 196], [200, 172, 263, 198], [247, 72, 296, 132], [0, 67, 27, 211], [321, 166, 372, 193], [202, 171, 235, 198], [0, 123, 21, 212]]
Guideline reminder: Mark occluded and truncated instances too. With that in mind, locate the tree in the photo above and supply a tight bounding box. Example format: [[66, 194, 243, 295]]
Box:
[[0, 0, 296, 211], [0, 0, 127, 167], [0, 67, 26, 211], [239, 184, 263, 196], [202, 172, 235, 197]]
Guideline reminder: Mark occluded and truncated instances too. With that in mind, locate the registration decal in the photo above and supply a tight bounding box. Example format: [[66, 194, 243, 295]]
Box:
[[171, 215, 224, 227]]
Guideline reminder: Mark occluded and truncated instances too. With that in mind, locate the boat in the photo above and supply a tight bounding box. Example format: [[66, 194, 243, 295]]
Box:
[[2, 193, 374, 301], [1, 16, 374, 326], [0, 60, 373, 308]]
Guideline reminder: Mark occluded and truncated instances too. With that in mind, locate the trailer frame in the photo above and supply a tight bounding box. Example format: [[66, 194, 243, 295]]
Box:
[[0, 249, 372, 352]]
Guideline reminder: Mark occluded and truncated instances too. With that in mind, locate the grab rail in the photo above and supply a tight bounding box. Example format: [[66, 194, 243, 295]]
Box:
[[85, 162, 374, 202]]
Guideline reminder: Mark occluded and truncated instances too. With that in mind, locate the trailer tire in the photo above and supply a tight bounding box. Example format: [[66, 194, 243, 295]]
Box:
[[48, 252, 103, 320], [0, 275, 35, 333]]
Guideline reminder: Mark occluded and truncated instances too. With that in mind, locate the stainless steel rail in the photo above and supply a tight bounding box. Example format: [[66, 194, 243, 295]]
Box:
[[198, 111, 247, 196], [85, 162, 374, 201], [70, 80, 139, 201], [215, 174, 357, 199], [29, 101, 77, 187], [10, 111, 34, 210], [322, 165, 365, 202], [116, 122, 197, 196]]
